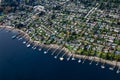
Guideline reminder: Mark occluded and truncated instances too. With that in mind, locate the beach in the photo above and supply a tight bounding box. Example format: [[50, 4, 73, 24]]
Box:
[[0, 25, 120, 68]]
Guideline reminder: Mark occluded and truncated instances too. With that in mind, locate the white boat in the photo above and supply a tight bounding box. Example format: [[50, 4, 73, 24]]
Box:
[[32, 46, 36, 50], [18, 37, 23, 40], [116, 70, 120, 74], [78, 59, 81, 63], [109, 67, 114, 70], [26, 44, 31, 47], [101, 65, 105, 69], [71, 57, 75, 60], [23, 41, 26, 44], [12, 35, 16, 39], [54, 56, 57, 59], [60, 57, 64, 61], [39, 48, 42, 51], [44, 51, 47, 54]]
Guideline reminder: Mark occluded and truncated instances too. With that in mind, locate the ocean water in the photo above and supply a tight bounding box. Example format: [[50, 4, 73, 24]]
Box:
[[0, 29, 120, 80]]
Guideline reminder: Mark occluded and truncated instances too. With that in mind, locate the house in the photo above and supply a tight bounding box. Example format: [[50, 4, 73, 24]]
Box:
[[33, 5, 45, 12], [115, 51, 120, 55]]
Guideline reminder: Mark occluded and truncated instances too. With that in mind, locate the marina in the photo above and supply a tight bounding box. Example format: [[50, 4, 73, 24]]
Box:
[[1, 26, 120, 73], [0, 0, 120, 79], [0, 0, 120, 74], [0, 28, 120, 80]]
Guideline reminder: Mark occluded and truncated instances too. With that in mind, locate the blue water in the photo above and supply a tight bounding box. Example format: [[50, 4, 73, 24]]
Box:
[[0, 29, 120, 80]]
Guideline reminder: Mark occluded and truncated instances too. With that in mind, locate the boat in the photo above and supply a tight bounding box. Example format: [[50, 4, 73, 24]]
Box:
[[12, 35, 16, 39], [116, 70, 120, 74], [32, 46, 36, 50], [109, 67, 114, 70], [18, 37, 23, 40], [101, 65, 105, 69], [60, 57, 64, 61], [54, 56, 57, 59], [39, 48, 42, 51], [26, 44, 31, 47], [71, 57, 75, 60], [78, 59, 81, 63], [23, 41, 26, 44], [44, 51, 47, 54]]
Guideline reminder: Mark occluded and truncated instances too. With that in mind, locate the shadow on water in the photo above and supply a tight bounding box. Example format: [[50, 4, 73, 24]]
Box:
[[0, 30, 120, 80]]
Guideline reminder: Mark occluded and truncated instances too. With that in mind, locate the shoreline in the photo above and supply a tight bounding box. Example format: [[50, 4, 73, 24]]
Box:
[[0, 25, 120, 68]]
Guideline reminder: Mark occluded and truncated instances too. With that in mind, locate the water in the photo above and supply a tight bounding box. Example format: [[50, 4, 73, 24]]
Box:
[[0, 29, 120, 80]]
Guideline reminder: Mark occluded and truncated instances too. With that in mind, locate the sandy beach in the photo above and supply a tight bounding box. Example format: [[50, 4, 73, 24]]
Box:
[[0, 25, 120, 68]]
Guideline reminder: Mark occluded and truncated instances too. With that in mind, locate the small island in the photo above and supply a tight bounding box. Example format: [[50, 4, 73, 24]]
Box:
[[0, 0, 120, 72]]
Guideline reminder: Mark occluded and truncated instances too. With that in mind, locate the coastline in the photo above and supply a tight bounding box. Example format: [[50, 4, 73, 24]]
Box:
[[0, 25, 120, 68]]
